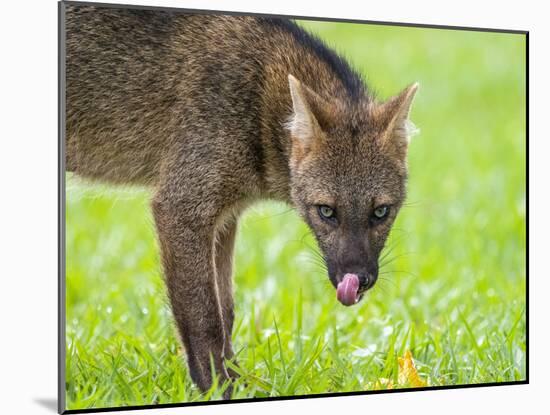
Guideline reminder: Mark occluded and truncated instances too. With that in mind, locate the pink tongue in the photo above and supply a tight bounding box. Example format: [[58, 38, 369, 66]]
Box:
[[337, 273, 360, 306]]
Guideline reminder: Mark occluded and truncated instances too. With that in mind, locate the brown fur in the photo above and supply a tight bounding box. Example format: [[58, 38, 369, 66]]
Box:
[[65, 4, 418, 398]]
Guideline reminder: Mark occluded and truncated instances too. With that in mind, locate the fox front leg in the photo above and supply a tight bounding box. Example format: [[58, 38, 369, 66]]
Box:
[[152, 193, 233, 398], [213, 217, 238, 375]]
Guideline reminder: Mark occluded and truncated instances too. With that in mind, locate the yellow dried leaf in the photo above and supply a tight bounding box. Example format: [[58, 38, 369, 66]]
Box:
[[397, 350, 428, 387], [367, 350, 428, 390]]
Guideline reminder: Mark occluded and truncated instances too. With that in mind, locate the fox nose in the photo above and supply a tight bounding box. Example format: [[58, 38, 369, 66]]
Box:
[[358, 272, 377, 291]]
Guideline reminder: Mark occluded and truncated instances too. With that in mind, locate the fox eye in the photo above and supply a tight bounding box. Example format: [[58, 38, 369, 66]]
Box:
[[318, 205, 336, 221], [373, 205, 389, 220]]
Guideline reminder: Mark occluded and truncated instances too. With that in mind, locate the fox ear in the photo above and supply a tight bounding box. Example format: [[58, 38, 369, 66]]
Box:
[[287, 74, 333, 148], [379, 82, 419, 152]]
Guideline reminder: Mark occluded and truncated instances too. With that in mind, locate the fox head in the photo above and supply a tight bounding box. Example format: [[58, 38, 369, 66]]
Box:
[[286, 74, 418, 306]]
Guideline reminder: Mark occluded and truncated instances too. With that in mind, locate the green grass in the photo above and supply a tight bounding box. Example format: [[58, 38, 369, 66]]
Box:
[[65, 21, 526, 410]]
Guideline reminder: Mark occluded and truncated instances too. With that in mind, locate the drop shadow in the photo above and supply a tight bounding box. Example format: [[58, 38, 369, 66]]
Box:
[[34, 398, 58, 413]]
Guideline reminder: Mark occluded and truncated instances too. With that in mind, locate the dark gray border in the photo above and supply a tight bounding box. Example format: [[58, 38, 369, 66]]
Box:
[[61, 0, 528, 34], [59, 1, 67, 413], [58, 1, 529, 414]]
